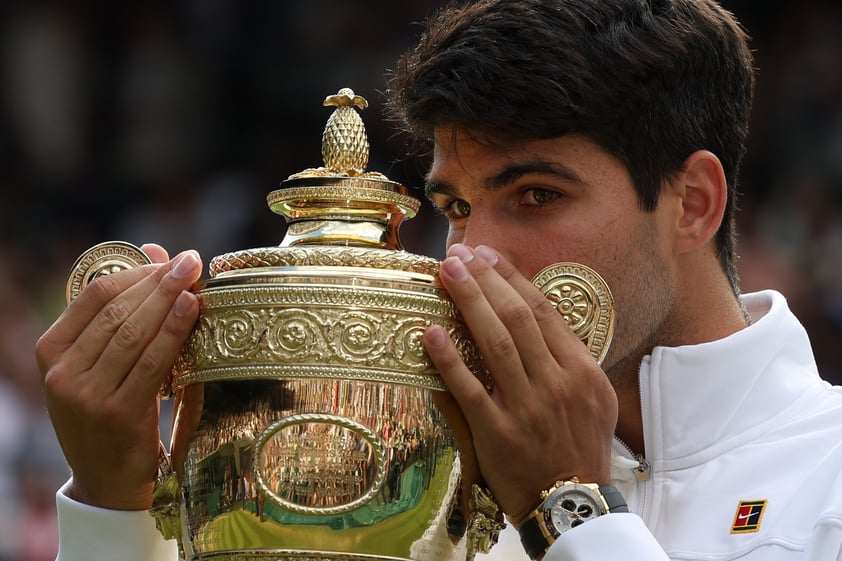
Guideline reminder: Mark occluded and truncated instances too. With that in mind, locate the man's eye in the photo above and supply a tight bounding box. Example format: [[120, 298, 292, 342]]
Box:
[[448, 199, 471, 217], [521, 188, 560, 206]]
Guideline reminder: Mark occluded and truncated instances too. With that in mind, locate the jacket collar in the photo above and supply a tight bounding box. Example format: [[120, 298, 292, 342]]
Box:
[[639, 290, 821, 469]]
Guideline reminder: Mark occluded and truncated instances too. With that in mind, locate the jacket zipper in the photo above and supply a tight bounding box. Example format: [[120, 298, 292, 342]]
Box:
[[635, 357, 652, 480], [633, 357, 652, 524], [613, 358, 653, 522], [618, 440, 651, 481]]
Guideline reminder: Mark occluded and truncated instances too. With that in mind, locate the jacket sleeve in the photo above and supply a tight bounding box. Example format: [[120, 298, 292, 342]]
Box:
[[545, 513, 670, 561], [55, 480, 178, 561]]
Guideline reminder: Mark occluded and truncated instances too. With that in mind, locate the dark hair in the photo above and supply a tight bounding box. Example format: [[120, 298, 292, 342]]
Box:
[[387, 0, 755, 293]]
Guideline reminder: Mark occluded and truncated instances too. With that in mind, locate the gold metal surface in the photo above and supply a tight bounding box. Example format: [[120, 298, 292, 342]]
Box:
[[63, 88, 615, 561], [175, 379, 465, 560], [171, 271, 483, 391], [465, 485, 505, 561], [65, 241, 151, 305], [208, 247, 438, 281], [531, 262, 615, 366], [322, 88, 370, 174]]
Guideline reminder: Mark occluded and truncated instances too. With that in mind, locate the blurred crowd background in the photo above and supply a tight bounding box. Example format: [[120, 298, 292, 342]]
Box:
[[0, 1, 840, 559]]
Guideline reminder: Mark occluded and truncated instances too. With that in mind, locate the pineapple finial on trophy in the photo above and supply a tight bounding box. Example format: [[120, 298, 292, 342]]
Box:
[[268, 87, 420, 249], [321, 87, 370, 175]]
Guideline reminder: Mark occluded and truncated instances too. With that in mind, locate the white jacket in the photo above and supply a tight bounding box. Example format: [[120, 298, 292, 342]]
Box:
[[56, 291, 842, 561]]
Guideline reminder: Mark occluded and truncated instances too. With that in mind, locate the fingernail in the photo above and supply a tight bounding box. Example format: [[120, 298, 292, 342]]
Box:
[[173, 290, 193, 318], [441, 256, 469, 282], [425, 325, 449, 348], [447, 243, 474, 263], [171, 251, 199, 279], [475, 245, 498, 266]]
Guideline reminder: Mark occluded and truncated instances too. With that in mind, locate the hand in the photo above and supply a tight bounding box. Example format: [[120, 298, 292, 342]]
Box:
[[424, 244, 618, 525], [36, 244, 202, 510]]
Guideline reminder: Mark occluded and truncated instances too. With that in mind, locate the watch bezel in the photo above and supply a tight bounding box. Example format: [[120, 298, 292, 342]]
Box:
[[542, 481, 609, 535]]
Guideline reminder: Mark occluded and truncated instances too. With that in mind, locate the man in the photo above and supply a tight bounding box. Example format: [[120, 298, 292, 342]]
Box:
[[36, 1, 842, 560]]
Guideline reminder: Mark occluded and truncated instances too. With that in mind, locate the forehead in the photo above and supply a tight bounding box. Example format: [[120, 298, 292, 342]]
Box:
[[426, 127, 629, 198]]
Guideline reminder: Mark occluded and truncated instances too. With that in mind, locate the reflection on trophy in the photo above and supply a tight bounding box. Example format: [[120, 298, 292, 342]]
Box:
[[66, 88, 614, 561]]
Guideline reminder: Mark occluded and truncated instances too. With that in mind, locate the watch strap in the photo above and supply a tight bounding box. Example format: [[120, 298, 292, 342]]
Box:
[[520, 514, 553, 560], [518, 483, 628, 560], [600, 484, 629, 514]]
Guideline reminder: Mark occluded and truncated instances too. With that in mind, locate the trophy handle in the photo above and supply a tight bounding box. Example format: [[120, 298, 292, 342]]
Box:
[[149, 442, 181, 541], [65, 241, 153, 304], [531, 262, 615, 366]]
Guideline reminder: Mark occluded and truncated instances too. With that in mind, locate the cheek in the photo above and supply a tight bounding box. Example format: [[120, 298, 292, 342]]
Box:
[[598, 218, 676, 366], [508, 236, 569, 280]]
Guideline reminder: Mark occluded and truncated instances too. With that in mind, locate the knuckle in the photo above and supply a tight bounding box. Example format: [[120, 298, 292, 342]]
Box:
[[35, 331, 57, 371], [42, 364, 71, 398], [86, 273, 122, 301], [459, 383, 489, 408], [159, 312, 192, 340], [34, 331, 49, 356], [76, 385, 105, 416], [44, 370, 99, 417], [99, 301, 130, 332], [545, 376, 571, 402], [484, 328, 515, 357], [97, 397, 131, 427], [135, 350, 164, 376], [435, 348, 464, 373], [497, 300, 534, 329], [531, 293, 559, 319], [113, 317, 146, 349], [494, 259, 518, 281], [155, 268, 186, 297]]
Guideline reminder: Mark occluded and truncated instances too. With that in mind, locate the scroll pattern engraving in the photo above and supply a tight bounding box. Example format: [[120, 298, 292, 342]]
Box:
[[173, 285, 485, 390]]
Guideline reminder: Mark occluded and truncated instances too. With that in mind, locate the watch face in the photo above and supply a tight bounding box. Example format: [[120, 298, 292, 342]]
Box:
[[545, 485, 606, 533]]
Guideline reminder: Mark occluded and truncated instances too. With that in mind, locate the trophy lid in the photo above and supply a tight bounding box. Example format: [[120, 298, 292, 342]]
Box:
[[208, 87, 437, 280]]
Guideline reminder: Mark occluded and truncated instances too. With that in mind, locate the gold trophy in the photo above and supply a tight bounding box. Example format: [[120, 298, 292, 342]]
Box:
[[65, 88, 614, 561]]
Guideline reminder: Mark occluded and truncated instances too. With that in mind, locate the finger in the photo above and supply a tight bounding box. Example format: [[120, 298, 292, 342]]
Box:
[[36, 263, 166, 377], [90, 251, 202, 395], [62, 256, 183, 376], [41, 243, 171, 360], [115, 288, 200, 402], [474, 245, 593, 381], [431, 389, 482, 513], [141, 243, 170, 264], [423, 325, 506, 445], [170, 384, 205, 476], [425, 348, 487, 448], [441, 245, 554, 397]]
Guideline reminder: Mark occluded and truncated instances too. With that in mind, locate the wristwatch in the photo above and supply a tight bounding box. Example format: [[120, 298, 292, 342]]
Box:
[[517, 477, 628, 560]]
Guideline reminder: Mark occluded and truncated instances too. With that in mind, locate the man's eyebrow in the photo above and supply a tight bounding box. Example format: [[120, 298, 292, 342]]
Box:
[[424, 159, 584, 200], [423, 176, 456, 200], [487, 160, 584, 191]]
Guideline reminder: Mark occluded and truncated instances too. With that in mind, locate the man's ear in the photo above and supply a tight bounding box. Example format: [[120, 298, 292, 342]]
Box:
[[674, 150, 728, 255]]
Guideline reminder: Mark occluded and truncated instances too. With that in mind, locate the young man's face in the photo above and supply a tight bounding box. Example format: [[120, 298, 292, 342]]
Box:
[[426, 128, 681, 378]]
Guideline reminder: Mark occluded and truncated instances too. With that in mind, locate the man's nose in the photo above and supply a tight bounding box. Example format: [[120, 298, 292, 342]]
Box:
[[457, 213, 513, 263]]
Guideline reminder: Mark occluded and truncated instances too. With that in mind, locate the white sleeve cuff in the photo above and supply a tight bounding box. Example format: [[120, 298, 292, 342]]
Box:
[[545, 513, 669, 561], [56, 480, 178, 561]]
